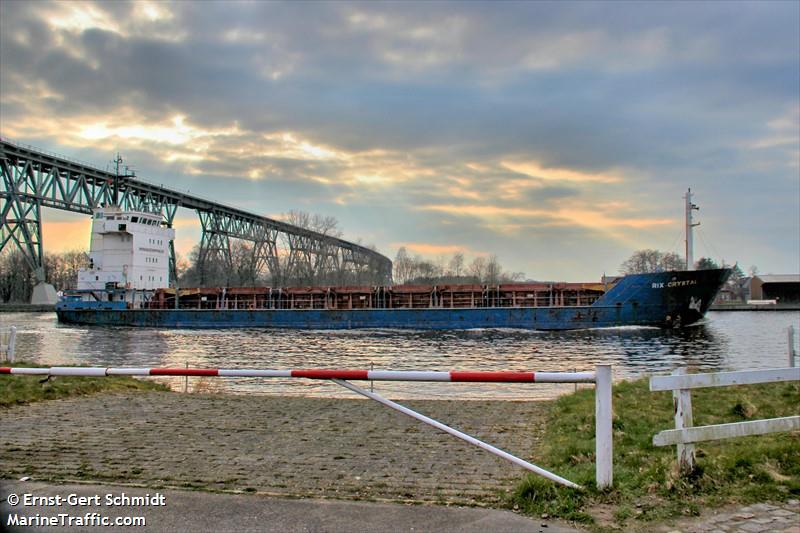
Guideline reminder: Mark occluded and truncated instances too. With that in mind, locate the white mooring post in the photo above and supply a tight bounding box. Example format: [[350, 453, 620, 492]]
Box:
[[789, 326, 796, 368], [595, 364, 613, 488], [672, 367, 695, 473]]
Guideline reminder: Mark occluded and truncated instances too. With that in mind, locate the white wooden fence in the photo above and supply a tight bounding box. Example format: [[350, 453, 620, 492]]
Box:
[[650, 366, 800, 473]]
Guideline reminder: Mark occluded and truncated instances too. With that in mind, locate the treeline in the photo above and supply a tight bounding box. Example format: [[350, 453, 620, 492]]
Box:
[[694, 256, 749, 301], [393, 247, 525, 285], [176, 242, 383, 288], [619, 249, 752, 301], [0, 249, 88, 302], [619, 249, 684, 275]]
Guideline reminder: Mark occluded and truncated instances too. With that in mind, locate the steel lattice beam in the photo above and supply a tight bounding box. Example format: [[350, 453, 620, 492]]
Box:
[[0, 138, 393, 286]]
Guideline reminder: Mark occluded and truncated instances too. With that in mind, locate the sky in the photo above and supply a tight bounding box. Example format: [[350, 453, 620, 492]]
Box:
[[1, 0, 798, 281]]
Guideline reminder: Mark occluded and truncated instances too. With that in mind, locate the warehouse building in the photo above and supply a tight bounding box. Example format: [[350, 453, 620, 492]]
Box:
[[748, 274, 800, 304]]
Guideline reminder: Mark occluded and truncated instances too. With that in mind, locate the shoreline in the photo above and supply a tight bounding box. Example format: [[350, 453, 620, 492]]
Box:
[[0, 304, 55, 312], [709, 303, 800, 311]]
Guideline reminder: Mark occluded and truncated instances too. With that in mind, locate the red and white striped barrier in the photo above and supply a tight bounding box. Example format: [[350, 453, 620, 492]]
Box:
[[1, 364, 612, 489], [0, 366, 596, 383]]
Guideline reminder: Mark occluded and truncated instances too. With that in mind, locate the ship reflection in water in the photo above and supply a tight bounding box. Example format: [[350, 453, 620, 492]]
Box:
[[5, 310, 797, 400]]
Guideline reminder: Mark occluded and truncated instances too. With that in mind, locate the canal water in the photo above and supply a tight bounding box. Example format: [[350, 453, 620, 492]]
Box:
[[2, 311, 797, 400]]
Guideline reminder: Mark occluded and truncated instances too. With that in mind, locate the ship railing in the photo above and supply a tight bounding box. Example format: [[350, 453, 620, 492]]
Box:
[[0, 364, 614, 490], [144, 292, 603, 311]]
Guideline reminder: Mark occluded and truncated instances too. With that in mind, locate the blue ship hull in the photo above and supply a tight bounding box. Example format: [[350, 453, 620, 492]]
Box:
[[56, 269, 730, 330]]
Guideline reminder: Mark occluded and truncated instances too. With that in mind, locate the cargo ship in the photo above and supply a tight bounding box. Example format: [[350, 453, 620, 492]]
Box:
[[57, 269, 730, 330], [55, 194, 730, 330]]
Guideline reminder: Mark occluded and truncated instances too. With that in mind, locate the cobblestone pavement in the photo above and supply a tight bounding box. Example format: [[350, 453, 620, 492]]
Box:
[[2, 392, 797, 533], [0, 392, 550, 506], [654, 499, 799, 533]]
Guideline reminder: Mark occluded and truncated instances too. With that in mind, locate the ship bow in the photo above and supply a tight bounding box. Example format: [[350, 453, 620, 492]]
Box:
[[595, 268, 731, 328]]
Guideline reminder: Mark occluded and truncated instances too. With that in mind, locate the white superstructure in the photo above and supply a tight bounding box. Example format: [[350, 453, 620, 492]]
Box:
[[77, 206, 175, 291]]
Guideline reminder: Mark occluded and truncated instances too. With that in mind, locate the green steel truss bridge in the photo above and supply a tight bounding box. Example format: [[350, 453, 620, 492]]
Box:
[[0, 138, 393, 287]]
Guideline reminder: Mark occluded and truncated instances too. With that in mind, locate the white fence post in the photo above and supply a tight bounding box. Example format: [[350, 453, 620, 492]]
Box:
[[652, 366, 799, 479], [789, 326, 796, 368], [2, 326, 16, 363], [672, 367, 695, 473], [8, 326, 15, 363], [595, 364, 613, 488]]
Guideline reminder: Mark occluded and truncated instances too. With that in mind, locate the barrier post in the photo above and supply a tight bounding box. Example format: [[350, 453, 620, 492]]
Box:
[[595, 364, 612, 488], [789, 326, 796, 368]]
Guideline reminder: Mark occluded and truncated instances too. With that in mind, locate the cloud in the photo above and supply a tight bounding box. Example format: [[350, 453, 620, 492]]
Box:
[[2, 0, 798, 279], [392, 242, 471, 257]]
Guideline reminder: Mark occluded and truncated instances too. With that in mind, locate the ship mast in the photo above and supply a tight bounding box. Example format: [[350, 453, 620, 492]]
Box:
[[111, 153, 123, 206], [684, 188, 700, 270], [110, 153, 136, 207]]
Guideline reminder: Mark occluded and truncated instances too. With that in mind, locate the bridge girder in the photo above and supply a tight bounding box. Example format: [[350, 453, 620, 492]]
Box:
[[0, 139, 393, 288]]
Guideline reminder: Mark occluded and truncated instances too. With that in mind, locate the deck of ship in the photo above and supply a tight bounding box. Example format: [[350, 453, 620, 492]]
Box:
[[147, 283, 609, 311]]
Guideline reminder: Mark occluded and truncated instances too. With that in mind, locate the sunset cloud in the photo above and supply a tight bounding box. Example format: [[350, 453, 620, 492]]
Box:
[[391, 242, 471, 257], [2, 1, 797, 280]]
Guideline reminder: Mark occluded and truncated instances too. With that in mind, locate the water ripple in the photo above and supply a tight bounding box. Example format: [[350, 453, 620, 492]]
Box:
[[2, 311, 797, 400]]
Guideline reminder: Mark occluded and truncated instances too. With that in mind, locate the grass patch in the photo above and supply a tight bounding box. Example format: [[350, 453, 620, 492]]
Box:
[[510, 378, 799, 531], [0, 359, 168, 407]]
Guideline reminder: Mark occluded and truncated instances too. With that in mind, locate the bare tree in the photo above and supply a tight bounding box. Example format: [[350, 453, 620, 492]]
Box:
[[230, 241, 260, 286], [1, 249, 88, 302], [393, 247, 414, 284], [0, 250, 36, 302], [468, 256, 487, 282], [413, 259, 441, 284], [502, 271, 526, 282], [620, 249, 685, 274], [278, 210, 350, 285], [448, 252, 465, 278], [282, 210, 343, 239], [44, 250, 89, 291], [485, 255, 502, 284]]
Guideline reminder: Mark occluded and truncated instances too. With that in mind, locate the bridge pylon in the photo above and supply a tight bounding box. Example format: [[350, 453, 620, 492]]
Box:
[[0, 157, 58, 303]]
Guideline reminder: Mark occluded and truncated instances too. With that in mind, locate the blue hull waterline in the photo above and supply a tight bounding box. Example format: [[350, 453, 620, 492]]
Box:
[[56, 269, 730, 331]]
